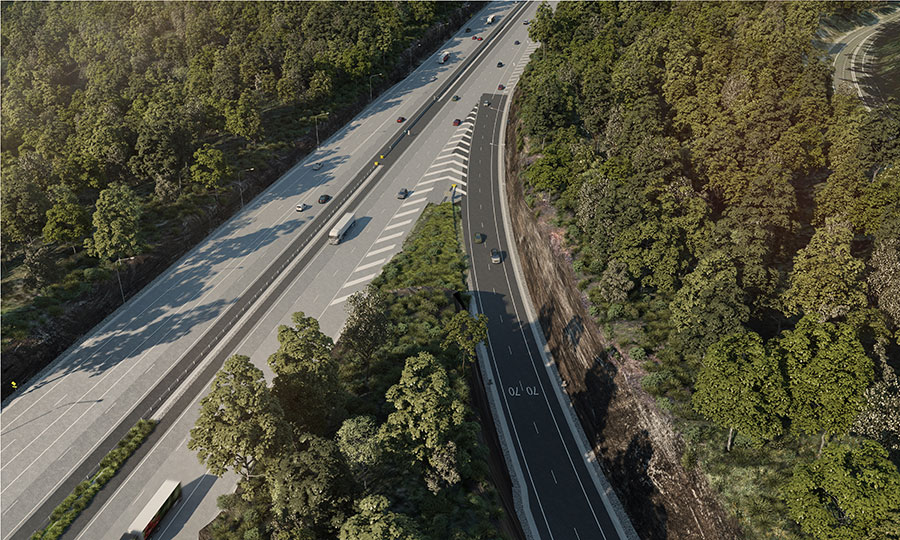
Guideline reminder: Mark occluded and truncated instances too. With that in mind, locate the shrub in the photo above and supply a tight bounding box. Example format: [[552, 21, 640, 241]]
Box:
[[629, 346, 647, 363]]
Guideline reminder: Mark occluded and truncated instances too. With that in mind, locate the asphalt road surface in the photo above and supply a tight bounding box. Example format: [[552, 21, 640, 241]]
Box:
[[830, 9, 900, 109], [461, 93, 632, 540], [0, 2, 546, 539]]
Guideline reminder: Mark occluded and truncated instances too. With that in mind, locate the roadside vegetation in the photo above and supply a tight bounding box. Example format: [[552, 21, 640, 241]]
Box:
[[191, 203, 503, 540], [32, 419, 157, 540], [515, 2, 900, 538], [0, 1, 483, 400]]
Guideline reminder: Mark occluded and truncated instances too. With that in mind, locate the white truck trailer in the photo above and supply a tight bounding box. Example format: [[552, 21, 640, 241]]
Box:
[[329, 213, 355, 244]]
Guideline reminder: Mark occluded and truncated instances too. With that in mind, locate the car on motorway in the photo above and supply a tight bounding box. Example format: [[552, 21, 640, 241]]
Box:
[[452, 95, 460, 101], [514, 40, 520, 45], [397, 116, 406, 123], [465, 27, 471, 33], [472, 35, 478, 40], [483, 99, 491, 107], [397, 188, 410, 199], [498, 84, 505, 90], [496, 61, 503, 67], [524, 19, 530, 25], [490, 248, 502, 264], [318, 194, 331, 204], [477, 37, 483, 41], [453, 119, 462, 126], [474, 232, 486, 244], [312, 162, 323, 171], [296, 203, 309, 212]]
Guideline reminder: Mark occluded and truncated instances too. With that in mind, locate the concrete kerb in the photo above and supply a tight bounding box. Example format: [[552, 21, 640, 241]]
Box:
[[495, 94, 639, 540], [469, 304, 540, 540]]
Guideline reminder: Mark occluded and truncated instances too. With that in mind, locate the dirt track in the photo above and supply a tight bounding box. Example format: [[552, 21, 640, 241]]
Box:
[[503, 98, 743, 540]]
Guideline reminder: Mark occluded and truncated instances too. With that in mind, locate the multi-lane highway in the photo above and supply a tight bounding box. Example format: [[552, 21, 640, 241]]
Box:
[[0, 2, 556, 539]]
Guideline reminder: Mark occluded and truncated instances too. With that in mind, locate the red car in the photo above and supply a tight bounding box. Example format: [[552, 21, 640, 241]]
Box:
[[452, 119, 462, 126], [397, 116, 406, 123], [477, 37, 483, 41], [498, 84, 505, 90], [472, 35, 478, 40]]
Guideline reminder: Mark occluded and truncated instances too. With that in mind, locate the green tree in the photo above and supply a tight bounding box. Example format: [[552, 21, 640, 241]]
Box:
[[0, 167, 51, 245], [692, 331, 788, 451], [338, 495, 424, 540], [268, 312, 343, 436], [783, 441, 900, 540], [266, 435, 353, 538], [783, 218, 868, 322], [336, 416, 383, 491], [224, 90, 262, 141], [84, 182, 143, 262], [868, 235, 900, 331], [440, 311, 488, 369], [382, 352, 474, 493], [42, 185, 90, 254], [670, 250, 749, 352], [852, 356, 900, 458], [188, 354, 290, 484], [775, 316, 874, 452], [190, 143, 231, 193], [341, 285, 390, 388], [21, 241, 60, 292]]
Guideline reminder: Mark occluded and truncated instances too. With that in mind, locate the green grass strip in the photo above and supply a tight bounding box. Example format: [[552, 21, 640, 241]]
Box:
[[31, 419, 157, 540]]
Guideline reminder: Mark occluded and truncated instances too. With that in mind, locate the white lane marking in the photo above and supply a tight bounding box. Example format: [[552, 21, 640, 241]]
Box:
[[0, 438, 17, 453], [393, 207, 422, 219], [355, 258, 386, 272], [410, 186, 434, 195], [419, 175, 461, 186], [2, 499, 18, 515], [423, 166, 464, 178], [342, 273, 378, 289], [329, 293, 353, 306], [374, 232, 403, 244], [384, 219, 412, 231], [551, 469, 558, 485], [574, 527, 581, 540], [53, 395, 68, 407], [456, 188, 467, 196], [432, 156, 467, 168], [367, 244, 396, 257], [533, 422, 539, 434], [402, 197, 429, 208]]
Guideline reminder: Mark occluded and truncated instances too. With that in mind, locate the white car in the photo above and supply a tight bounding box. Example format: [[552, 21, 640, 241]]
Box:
[[312, 162, 323, 171], [296, 203, 309, 212]]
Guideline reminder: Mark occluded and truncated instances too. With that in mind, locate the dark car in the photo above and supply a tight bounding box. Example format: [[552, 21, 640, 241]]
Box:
[[465, 27, 471, 33], [514, 40, 520, 45], [452, 119, 462, 126], [397, 188, 409, 199], [474, 232, 486, 244], [496, 61, 503, 68], [498, 84, 505, 90], [318, 194, 330, 204], [490, 248, 502, 264], [451, 95, 460, 101], [397, 116, 406, 123], [524, 19, 530, 25]]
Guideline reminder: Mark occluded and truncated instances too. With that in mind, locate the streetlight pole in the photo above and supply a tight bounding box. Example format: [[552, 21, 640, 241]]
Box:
[[238, 167, 254, 208], [369, 73, 383, 102]]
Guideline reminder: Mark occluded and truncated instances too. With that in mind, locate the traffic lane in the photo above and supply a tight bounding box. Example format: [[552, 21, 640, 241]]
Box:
[[469, 95, 622, 537], [473, 255, 618, 539]]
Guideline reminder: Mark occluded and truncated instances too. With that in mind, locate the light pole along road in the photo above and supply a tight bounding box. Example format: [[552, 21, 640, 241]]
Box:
[[1, 2, 542, 540]]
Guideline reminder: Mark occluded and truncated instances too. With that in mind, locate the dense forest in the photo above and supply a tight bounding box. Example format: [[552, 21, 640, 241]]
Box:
[[0, 1, 480, 398], [189, 203, 504, 540], [514, 2, 900, 538]]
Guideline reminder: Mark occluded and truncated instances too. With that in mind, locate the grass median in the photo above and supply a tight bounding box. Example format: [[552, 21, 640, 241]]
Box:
[[31, 419, 157, 540]]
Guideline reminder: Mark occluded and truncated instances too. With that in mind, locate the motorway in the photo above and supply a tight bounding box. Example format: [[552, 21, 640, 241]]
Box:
[[461, 96, 632, 539], [830, 8, 900, 109], [1, 2, 551, 539]]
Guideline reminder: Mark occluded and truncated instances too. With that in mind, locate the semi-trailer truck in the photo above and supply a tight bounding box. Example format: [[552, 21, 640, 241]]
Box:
[[329, 213, 355, 244]]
